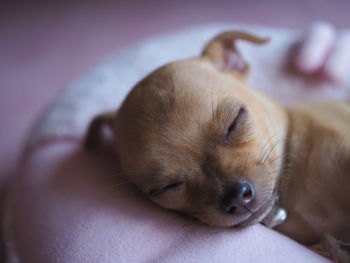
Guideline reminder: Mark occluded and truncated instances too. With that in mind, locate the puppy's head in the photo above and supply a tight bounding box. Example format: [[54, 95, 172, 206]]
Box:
[[113, 31, 287, 227]]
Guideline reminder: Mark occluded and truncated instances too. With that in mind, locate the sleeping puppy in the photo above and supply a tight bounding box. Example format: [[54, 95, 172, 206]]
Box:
[[85, 31, 350, 254]]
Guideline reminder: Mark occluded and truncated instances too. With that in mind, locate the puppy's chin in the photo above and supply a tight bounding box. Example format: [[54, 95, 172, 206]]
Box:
[[194, 195, 275, 228], [234, 196, 275, 228]]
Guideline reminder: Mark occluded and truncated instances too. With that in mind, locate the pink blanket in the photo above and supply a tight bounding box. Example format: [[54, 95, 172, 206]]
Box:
[[5, 23, 350, 262], [5, 142, 329, 262]]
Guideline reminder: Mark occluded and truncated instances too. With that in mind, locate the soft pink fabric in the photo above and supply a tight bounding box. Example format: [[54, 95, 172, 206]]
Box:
[[5, 22, 350, 262], [6, 142, 330, 263]]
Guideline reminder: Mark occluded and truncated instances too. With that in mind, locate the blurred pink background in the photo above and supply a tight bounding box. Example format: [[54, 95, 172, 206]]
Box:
[[0, 0, 349, 242]]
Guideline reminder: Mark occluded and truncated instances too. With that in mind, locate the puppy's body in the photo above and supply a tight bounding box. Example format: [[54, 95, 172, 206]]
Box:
[[86, 32, 350, 252], [278, 102, 350, 244]]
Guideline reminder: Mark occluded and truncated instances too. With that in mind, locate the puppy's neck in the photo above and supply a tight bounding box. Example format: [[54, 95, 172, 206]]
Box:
[[277, 107, 312, 206]]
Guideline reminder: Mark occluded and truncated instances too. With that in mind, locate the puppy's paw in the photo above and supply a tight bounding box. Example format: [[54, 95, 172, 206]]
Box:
[[293, 21, 336, 75], [311, 234, 350, 263], [323, 32, 350, 84], [84, 111, 115, 150], [290, 21, 350, 85]]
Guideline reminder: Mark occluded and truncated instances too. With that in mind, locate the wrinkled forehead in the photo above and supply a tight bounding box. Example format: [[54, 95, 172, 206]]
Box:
[[137, 67, 214, 147], [135, 59, 241, 112]]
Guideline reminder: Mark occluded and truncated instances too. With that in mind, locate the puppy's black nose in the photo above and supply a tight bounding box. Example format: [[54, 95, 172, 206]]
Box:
[[221, 180, 255, 214]]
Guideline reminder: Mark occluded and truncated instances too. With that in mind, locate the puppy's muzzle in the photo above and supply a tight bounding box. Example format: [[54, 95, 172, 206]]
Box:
[[220, 180, 255, 215]]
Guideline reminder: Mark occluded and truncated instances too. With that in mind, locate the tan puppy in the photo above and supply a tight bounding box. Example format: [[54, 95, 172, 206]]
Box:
[[85, 32, 350, 251]]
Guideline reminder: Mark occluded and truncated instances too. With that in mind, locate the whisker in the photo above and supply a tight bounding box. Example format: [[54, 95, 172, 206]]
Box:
[[258, 132, 281, 163], [261, 139, 284, 164]]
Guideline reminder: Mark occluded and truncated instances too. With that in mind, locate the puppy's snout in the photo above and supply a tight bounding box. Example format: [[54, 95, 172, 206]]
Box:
[[220, 180, 255, 214]]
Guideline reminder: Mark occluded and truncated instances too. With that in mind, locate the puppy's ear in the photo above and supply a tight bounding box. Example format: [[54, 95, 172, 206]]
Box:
[[84, 111, 116, 150], [202, 31, 269, 76]]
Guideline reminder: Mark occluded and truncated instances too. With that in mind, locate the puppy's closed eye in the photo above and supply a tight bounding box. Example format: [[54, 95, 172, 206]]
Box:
[[224, 106, 247, 144], [149, 181, 184, 197]]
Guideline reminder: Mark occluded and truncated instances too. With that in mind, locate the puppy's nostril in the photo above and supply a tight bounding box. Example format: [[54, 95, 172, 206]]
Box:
[[242, 189, 252, 200], [241, 182, 254, 203]]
